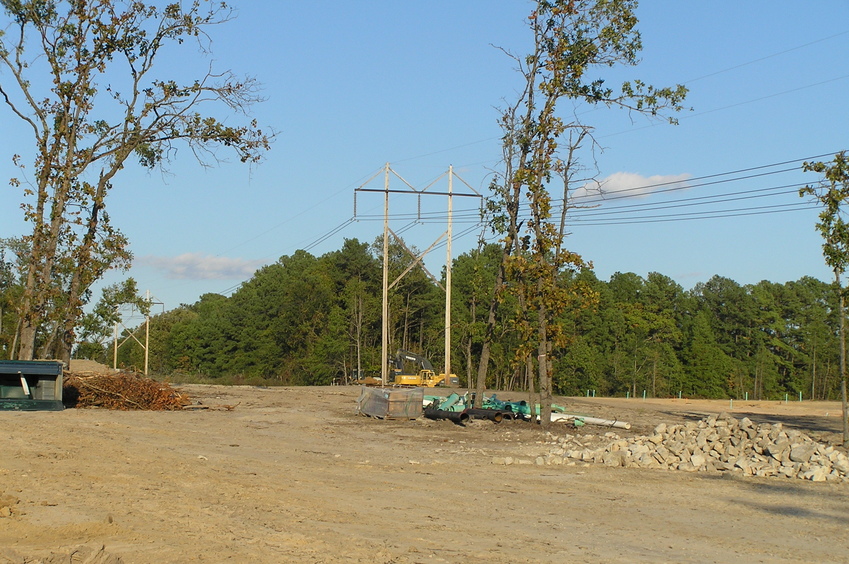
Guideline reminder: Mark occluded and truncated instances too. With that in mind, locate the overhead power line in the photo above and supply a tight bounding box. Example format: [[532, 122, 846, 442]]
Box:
[[570, 183, 808, 219], [216, 149, 841, 298], [569, 202, 817, 226], [682, 30, 849, 85], [354, 152, 838, 226]]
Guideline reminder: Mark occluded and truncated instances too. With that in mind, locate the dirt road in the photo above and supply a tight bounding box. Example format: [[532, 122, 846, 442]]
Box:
[[2, 385, 847, 563]]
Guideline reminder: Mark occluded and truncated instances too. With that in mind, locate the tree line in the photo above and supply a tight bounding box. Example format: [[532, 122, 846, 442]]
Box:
[[1, 1, 844, 438], [59, 237, 837, 401]]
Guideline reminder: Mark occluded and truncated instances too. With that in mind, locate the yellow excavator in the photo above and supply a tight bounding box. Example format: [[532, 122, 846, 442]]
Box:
[[390, 350, 459, 387]]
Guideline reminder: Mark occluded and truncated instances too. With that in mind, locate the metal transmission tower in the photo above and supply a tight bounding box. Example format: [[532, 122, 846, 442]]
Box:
[[355, 163, 481, 385]]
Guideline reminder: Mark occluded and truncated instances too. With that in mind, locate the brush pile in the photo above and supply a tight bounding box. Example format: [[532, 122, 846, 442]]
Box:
[[63, 372, 190, 410]]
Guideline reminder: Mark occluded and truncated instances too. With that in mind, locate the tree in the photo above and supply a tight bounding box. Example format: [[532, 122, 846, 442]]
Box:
[[0, 0, 271, 362], [451, 244, 501, 388], [75, 278, 148, 364], [788, 276, 837, 400], [323, 239, 382, 383], [801, 151, 849, 445], [684, 310, 734, 398], [476, 0, 687, 428]]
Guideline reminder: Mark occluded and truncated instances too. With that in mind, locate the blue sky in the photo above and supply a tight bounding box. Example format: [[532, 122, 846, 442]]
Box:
[[2, 1, 848, 314]]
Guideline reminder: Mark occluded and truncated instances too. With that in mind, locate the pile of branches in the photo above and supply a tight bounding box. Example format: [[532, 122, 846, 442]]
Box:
[[63, 372, 191, 410]]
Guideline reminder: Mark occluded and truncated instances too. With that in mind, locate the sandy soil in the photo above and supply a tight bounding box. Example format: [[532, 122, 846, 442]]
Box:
[[1, 385, 848, 563]]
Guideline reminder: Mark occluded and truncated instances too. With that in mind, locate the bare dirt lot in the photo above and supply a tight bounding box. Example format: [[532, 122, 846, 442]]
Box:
[[2, 384, 848, 563]]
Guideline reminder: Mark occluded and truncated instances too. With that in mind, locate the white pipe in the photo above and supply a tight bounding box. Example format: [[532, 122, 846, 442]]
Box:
[[550, 413, 631, 429]]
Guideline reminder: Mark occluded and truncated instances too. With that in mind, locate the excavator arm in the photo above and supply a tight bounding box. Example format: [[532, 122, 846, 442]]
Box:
[[395, 350, 434, 372]]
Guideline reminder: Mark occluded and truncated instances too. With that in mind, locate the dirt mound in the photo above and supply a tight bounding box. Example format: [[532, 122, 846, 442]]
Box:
[[68, 359, 115, 374]]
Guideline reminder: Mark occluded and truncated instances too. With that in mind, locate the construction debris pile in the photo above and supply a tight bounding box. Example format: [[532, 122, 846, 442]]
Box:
[[63, 372, 190, 410], [421, 392, 631, 430], [545, 412, 849, 483]]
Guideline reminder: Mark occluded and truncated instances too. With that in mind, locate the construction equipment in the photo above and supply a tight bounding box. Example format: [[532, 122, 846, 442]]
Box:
[[390, 350, 459, 387]]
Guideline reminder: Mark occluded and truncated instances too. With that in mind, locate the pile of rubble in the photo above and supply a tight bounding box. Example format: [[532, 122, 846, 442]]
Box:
[[547, 412, 849, 483], [63, 372, 190, 410]]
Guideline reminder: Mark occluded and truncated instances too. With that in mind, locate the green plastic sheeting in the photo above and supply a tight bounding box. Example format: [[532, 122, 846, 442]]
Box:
[[484, 394, 568, 416], [424, 393, 571, 418]]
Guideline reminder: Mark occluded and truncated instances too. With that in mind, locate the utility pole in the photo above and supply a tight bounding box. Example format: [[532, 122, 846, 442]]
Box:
[[112, 291, 163, 375], [355, 164, 480, 387], [381, 164, 390, 384], [144, 290, 152, 376], [444, 165, 453, 381]]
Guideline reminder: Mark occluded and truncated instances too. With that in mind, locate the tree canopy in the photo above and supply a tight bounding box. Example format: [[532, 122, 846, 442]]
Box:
[[0, 0, 271, 361], [66, 237, 845, 405]]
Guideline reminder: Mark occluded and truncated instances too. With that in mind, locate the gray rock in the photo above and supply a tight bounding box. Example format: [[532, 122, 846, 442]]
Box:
[[765, 440, 790, 460], [789, 444, 816, 463], [691, 453, 707, 468], [802, 466, 829, 482], [602, 451, 625, 467]]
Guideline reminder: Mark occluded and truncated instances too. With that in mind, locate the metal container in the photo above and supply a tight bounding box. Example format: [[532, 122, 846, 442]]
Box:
[[356, 386, 423, 419], [0, 360, 64, 411]]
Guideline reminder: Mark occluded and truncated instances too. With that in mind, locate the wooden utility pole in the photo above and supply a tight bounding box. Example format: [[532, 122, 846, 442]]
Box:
[[112, 291, 162, 375], [444, 166, 454, 381], [144, 290, 151, 376], [381, 164, 391, 384], [355, 164, 480, 387]]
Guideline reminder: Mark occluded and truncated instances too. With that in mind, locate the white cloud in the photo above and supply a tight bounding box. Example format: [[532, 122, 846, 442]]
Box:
[[138, 253, 266, 280], [574, 172, 691, 201]]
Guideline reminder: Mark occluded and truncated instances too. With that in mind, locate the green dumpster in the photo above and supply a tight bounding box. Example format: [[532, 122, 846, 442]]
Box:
[[0, 360, 64, 411]]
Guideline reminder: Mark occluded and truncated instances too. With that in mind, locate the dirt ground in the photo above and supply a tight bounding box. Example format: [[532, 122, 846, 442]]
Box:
[[1, 384, 848, 563]]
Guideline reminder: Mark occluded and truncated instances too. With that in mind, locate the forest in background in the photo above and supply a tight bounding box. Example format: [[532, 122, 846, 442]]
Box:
[[76, 237, 842, 401]]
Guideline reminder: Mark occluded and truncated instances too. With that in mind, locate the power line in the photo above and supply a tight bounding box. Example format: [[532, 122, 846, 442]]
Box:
[[569, 202, 817, 226], [356, 155, 831, 225], [573, 152, 837, 202], [214, 150, 840, 297], [302, 217, 356, 253], [682, 30, 849, 84], [569, 183, 807, 218]]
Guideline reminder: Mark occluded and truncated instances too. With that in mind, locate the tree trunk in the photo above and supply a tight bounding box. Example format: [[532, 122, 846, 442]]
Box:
[[632, 351, 637, 399], [465, 336, 473, 390], [475, 260, 506, 408], [824, 362, 832, 400], [839, 277, 848, 445], [526, 355, 536, 424], [652, 357, 657, 397], [17, 323, 36, 360], [537, 290, 552, 431], [811, 343, 816, 401], [842, 379, 848, 446]]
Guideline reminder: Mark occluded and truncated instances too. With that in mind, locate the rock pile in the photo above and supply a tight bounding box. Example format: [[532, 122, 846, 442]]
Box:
[[549, 413, 849, 483]]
